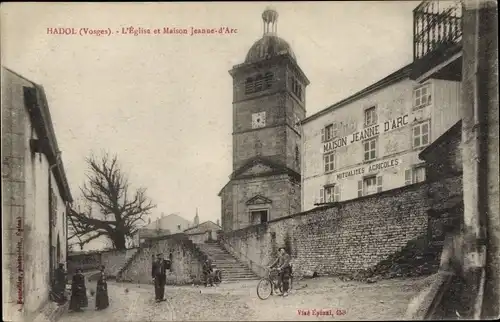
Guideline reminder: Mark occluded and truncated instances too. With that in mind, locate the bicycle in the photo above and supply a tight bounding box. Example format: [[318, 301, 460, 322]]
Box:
[[256, 268, 294, 299], [256, 268, 282, 300]]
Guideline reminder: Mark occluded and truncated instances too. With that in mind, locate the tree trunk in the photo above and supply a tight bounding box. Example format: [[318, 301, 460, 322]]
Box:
[[111, 234, 127, 250]]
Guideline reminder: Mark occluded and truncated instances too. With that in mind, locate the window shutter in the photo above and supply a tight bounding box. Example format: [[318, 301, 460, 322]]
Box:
[[334, 185, 341, 202], [321, 128, 325, 142], [319, 188, 324, 204], [405, 169, 412, 185], [357, 180, 363, 197], [377, 176, 383, 192]]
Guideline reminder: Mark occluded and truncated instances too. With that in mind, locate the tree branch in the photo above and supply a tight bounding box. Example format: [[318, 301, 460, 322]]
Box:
[[68, 152, 156, 250]]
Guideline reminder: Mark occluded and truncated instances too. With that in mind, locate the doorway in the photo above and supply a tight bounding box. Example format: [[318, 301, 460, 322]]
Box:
[[57, 235, 61, 264], [250, 210, 268, 224]]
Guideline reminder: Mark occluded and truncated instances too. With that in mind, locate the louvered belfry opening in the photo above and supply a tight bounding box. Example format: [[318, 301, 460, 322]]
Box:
[[412, 0, 464, 81]]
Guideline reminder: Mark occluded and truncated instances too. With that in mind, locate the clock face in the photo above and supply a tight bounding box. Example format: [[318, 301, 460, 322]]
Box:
[[252, 112, 266, 129]]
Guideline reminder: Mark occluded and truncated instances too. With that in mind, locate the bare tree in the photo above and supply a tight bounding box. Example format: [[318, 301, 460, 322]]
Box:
[[68, 152, 156, 250]]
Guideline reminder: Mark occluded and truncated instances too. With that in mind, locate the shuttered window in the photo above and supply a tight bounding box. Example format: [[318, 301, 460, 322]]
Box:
[[334, 184, 341, 202], [405, 169, 412, 185], [377, 176, 383, 192], [324, 152, 335, 172]]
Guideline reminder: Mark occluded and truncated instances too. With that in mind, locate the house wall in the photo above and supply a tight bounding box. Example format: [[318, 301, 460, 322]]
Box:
[[2, 69, 68, 321], [302, 77, 461, 210], [219, 176, 462, 279]]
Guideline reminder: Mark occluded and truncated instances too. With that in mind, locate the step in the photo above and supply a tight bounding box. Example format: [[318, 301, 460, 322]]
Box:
[[222, 273, 256, 277], [214, 268, 254, 272], [214, 264, 250, 269]]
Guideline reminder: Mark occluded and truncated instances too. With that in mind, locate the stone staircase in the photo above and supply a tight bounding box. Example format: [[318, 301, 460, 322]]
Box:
[[195, 242, 259, 283], [115, 247, 145, 281]]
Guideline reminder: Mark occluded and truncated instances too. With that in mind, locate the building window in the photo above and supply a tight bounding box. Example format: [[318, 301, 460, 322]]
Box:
[[250, 210, 268, 224], [324, 152, 335, 172], [413, 121, 430, 148], [405, 166, 426, 185], [255, 74, 264, 92], [323, 185, 341, 203], [321, 123, 338, 142], [264, 72, 274, 89], [359, 176, 383, 197], [364, 106, 377, 127], [177, 224, 181, 231], [413, 83, 432, 109], [363, 138, 377, 161], [290, 76, 302, 100], [245, 77, 254, 94], [50, 188, 57, 227], [246, 73, 274, 95], [295, 145, 300, 166]]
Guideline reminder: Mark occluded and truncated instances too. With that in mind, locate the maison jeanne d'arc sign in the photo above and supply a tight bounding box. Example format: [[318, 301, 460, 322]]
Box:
[[322, 113, 411, 153]]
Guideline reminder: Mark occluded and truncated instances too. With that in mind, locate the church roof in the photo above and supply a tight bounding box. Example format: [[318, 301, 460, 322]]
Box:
[[245, 35, 296, 64], [243, 7, 296, 65]]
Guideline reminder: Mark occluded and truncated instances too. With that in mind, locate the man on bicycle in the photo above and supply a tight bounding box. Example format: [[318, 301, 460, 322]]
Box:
[[269, 247, 291, 297]]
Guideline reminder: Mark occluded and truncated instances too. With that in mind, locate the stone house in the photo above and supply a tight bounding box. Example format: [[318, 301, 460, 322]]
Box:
[[2, 67, 73, 321], [301, 62, 462, 210], [184, 221, 222, 244]]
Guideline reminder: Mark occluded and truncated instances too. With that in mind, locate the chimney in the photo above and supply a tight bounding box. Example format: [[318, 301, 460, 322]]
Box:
[[216, 219, 220, 226]]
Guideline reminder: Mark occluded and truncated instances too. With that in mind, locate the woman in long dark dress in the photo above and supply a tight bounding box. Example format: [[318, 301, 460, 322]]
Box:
[[95, 265, 109, 310], [69, 268, 88, 312]]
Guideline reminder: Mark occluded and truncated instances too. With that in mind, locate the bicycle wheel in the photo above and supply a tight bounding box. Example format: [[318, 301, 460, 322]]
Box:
[[256, 278, 273, 300]]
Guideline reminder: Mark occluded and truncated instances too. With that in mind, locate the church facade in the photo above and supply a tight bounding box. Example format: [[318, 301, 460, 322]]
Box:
[[219, 8, 309, 232]]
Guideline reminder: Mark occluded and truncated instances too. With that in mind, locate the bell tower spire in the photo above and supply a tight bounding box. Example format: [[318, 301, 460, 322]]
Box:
[[262, 7, 279, 36]]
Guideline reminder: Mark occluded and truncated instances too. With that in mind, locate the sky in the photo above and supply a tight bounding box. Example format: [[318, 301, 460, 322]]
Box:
[[1, 1, 420, 236]]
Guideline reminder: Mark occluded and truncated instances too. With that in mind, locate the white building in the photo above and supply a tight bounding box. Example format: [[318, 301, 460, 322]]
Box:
[[137, 212, 195, 242], [300, 63, 461, 210], [2, 67, 73, 321]]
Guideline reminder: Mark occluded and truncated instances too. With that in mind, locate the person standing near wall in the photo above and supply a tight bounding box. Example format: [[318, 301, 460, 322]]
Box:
[[53, 263, 67, 305], [152, 253, 170, 302], [269, 247, 292, 297]]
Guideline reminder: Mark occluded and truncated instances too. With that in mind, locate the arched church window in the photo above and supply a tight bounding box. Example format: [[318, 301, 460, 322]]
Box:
[[255, 74, 264, 92], [245, 77, 254, 94], [264, 72, 274, 89]]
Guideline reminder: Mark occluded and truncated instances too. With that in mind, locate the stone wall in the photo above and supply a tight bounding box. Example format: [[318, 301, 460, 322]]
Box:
[[101, 248, 139, 276], [220, 176, 462, 278], [67, 253, 101, 273], [67, 248, 139, 277], [120, 234, 205, 285]]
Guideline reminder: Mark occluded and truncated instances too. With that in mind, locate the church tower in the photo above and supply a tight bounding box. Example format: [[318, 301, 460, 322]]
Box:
[[219, 8, 309, 232]]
